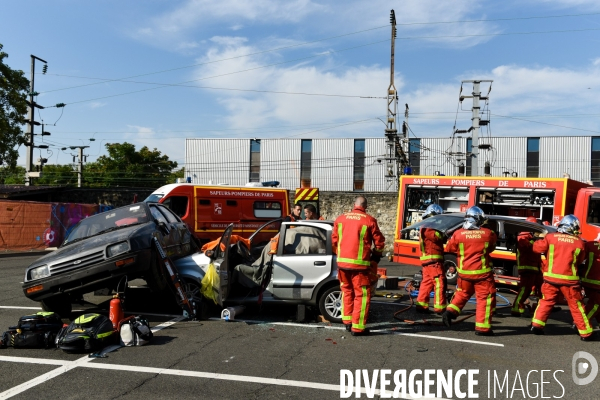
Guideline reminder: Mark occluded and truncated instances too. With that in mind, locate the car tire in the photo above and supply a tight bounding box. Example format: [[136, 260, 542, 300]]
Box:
[[444, 254, 458, 285], [40, 294, 72, 318], [318, 286, 343, 324]]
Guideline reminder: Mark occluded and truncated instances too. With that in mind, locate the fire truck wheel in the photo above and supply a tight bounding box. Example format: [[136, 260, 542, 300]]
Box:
[[40, 294, 72, 319], [444, 255, 458, 285]]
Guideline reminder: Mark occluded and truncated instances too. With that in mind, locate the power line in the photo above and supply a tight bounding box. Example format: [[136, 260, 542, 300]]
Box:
[[397, 11, 600, 26], [491, 113, 600, 134]]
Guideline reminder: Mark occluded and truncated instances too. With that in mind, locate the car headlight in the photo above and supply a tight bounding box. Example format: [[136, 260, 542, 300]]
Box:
[[29, 265, 49, 280], [107, 242, 130, 258]]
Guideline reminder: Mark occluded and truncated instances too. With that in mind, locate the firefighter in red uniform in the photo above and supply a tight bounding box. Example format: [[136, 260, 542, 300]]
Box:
[[284, 204, 302, 223], [442, 206, 497, 336], [581, 240, 600, 326], [415, 204, 447, 314], [511, 217, 543, 317], [530, 215, 595, 341], [332, 196, 385, 336]]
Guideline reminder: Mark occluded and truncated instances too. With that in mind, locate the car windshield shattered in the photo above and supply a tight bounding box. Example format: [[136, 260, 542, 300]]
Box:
[[63, 205, 150, 245], [400, 214, 464, 240]]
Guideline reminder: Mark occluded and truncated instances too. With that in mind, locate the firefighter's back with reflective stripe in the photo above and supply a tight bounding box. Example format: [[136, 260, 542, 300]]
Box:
[[533, 232, 585, 286], [446, 227, 497, 280]]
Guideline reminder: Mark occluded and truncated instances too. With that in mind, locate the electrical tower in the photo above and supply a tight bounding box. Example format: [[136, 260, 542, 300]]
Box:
[[384, 9, 409, 190], [453, 80, 492, 176]]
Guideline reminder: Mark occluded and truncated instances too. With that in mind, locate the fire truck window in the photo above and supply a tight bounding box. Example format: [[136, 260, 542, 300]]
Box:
[[198, 199, 210, 206], [162, 196, 188, 218], [254, 201, 282, 218], [587, 197, 600, 225], [227, 200, 237, 206]]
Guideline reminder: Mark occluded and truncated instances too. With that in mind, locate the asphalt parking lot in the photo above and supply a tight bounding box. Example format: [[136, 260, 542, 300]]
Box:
[[1, 255, 598, 399]]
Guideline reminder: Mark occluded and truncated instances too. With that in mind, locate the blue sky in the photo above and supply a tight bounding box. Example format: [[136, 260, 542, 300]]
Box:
[[1, 0, 600, 167]]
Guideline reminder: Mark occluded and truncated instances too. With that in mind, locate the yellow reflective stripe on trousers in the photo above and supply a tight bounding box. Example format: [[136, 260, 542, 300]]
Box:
[[587, 304, 599, 320], [476, 295, 493, 329], [448, 304, 461, 315], [434, 277, 446, 309], [532, 318, 546, 327], [576, 301, 593, 335], [352, 286, 368, 330], [512, 286, 527, 313], [415, 301, 429, 307], [340, 284, 352, 321]]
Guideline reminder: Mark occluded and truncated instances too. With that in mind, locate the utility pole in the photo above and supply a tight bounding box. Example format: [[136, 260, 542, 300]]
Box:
[[455, 80, 492, 176], [384, 9, 409, 190], [25, 55, 47, 186], [70, 146, 89, 187]]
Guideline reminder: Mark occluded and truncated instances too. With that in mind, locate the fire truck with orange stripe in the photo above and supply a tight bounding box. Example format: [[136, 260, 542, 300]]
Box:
[[145, 184, 322, 245], [393, 175, 600, 283]]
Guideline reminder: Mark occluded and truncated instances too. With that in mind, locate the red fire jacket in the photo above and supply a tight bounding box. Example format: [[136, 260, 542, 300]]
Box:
[[582, 241, 600, 290], [419, 228, 444, 266], [332, 206, 385, 270], [516, 232, 542, 273], [446, 227, 497, 280], [532, 233, 585, 286]]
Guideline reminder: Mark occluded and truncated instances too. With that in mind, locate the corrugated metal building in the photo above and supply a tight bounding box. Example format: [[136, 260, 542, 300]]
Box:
[[185, 136, 600, 191]]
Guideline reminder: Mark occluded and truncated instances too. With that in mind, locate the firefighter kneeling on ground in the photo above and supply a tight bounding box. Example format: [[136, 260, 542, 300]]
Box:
[[530, 215, 596, 341], [511, 216, 543, 317], [332, 196, 385, 336], [442, 206, 498, 336], [415, 204, 447, 315]]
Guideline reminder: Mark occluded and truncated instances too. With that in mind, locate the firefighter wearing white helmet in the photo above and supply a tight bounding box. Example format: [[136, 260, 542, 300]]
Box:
[[442, 206, 498, 336], [415, 204, 447, 314], [530, 215, 595, 341]]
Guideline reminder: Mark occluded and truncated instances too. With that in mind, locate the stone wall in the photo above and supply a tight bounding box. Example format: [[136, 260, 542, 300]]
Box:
[[292, 191, 399, 253]]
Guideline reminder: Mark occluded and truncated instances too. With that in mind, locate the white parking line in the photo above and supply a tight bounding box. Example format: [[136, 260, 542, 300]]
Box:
[[0, 355, 451, 399], [208, 318, 504, 347], [0, 316, 184, 399]]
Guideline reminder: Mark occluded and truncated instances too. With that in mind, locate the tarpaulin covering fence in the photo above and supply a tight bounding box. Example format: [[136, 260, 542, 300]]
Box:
[[0, 200, 113, 251]]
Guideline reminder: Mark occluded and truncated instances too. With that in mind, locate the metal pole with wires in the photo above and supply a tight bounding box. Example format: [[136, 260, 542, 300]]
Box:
[[24, 55, 47, 185]]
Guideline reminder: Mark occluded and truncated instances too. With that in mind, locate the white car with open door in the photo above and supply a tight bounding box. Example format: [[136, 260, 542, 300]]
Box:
[[174, 219, 343, 323]]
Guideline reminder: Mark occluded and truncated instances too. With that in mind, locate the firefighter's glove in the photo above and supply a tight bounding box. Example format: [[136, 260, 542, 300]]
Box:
[[371, 253, 382, 263]]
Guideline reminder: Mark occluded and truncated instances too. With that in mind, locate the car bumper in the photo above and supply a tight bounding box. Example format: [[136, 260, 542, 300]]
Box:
[[22, 250, 151, 301]]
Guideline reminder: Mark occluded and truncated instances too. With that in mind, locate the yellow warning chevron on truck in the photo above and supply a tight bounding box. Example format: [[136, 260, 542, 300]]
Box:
[[295, 188, 319, 202]]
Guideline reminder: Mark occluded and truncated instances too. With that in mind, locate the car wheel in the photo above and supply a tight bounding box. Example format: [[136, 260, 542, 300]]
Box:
[[40, 294, 72, 318], [318, 286, 343, 324], [183, 279, 211, 319], [444, 255, 458, 285]]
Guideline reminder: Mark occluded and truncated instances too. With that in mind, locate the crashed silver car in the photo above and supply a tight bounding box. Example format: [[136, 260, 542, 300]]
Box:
[[174, 219, 343, 323]]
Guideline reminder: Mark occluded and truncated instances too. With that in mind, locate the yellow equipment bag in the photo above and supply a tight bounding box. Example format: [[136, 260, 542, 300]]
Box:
[[200, 263, 220, 304]]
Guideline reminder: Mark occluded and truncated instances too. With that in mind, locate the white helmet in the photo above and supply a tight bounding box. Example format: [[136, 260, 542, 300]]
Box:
[[463, 206, 487, 230]]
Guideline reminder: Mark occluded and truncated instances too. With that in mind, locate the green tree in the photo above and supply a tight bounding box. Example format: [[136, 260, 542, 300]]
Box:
[[36, 164, 77, 186], [84, 142, 178, 188], [0, 43, 29, 168], [169, 167, 185, 183], [0, 165, 25, 184]]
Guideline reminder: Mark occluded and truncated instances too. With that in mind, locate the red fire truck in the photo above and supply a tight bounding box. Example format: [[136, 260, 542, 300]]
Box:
[[393, 175, 600, 281]]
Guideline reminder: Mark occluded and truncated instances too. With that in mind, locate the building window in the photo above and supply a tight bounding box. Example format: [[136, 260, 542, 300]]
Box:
[[591, 137, 600, 186], [409, 139, 420, 175], [527, 138, 540, 178], [466, 138, 472, 176], [353, 139, 365, 191], [249, 139, 261, 182], [300, 139, 312, 187]]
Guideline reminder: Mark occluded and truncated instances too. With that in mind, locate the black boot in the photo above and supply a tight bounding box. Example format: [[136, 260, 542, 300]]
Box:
[[351, 328, 370, 337], [475, 330, 495, 337], [530, 325, 545, 335], [442, 311, 456, 328], [345, 324, 351, 332]]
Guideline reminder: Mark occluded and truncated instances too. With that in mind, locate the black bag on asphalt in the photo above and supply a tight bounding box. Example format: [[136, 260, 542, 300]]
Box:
[[56, 313, 116, 353], [119, 316, 153, 346], [0, 312, 64, 349]]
